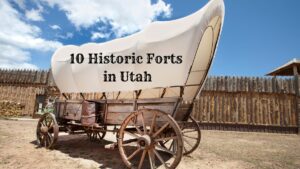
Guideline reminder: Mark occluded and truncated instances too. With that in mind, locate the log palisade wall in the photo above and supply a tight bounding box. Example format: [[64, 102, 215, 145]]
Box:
[[0, 69, 58, 116], [0, 69, 298, 133], [192, 76, 299, 133], [0, 86, 46, 116]]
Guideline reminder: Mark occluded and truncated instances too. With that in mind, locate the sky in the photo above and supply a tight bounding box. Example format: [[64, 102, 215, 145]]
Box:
[[0, 0, 299, 76]]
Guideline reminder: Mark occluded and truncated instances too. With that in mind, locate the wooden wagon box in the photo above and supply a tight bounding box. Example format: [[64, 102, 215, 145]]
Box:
[[37, 0, 224, 168], [54, 100, 102, 126], [54, 97, 188, 126]]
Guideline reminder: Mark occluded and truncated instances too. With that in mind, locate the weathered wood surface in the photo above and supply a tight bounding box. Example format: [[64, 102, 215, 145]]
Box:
[[0, 69, 49, 85], [0, 69, 58, 87], [0, 85, 45, 116], [0, 68, 298, 132], [192, 76, 298, 129], [202, 76, 298, 94], [0, 69, 59, 116]]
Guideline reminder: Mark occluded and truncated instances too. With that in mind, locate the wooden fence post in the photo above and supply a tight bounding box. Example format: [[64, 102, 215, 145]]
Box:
[[293, 65, 300, 134]]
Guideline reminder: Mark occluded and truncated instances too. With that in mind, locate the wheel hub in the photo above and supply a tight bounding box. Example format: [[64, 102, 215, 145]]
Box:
[[137, 135, 152, 149], [40, 126, 48, 133]]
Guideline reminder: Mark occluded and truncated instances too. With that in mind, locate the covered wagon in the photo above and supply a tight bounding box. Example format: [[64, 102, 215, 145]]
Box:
[[36, 0, 225, 168]]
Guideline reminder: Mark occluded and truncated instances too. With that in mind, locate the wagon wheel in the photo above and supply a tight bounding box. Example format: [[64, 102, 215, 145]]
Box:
[[181, 116, 201, 155], [118, 109, 183, 169], [36, 113, 59, 149], [159, 115, 201, 155], [86, 126, 107, 142]]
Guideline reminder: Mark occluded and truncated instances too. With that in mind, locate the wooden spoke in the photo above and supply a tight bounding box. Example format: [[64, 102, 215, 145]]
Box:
[[183, 138, 194, 147], [148, 149, 156, 169], [163, 140, 175, 151], [169, 141, 174, 151], [86, 126, 107, 142], [48, 124, 54, 130], [48, 133, 53, 140], [162, 139, 171, 146], [44, 119, 48, 127], [124, 131, 140, 138], [182, 130, 197, 134], [41, 120, 47, 127], [122, 142, 138, 147], [155, 144, 176, 156], [153, 122, 170, 138], [44, 135, 48, 147], [183, 146, 188, 153], [46, 134, 51, 146], [149, 112, 157, 134], [122, 139, 138, 147], [140, 112, 147, 135], [127, 148, 141, 160], [36, 113, 58, 149], [130, 118, 143, 135], [155, 136, 178, 142], [45, 117, 51, 126], [118, 109, 183, 169], [154, 149, 169, 169], [183, 135, 198, 140], [138, 150, 147, 169], [181, 115, 201, 155], [47, 119, 53, 127]]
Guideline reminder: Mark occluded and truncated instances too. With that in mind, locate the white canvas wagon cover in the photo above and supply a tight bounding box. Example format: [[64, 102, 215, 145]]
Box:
[[51, 0, 225, 95]]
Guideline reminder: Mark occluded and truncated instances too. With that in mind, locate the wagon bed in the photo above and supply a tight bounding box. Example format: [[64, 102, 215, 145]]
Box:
[[38, 97, 201, 168], [37, 0, 225, 168]]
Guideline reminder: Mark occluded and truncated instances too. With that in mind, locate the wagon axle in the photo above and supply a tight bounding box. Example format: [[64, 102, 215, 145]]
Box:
[[137, 135, 153, 149], [40, 126, 49, 133]]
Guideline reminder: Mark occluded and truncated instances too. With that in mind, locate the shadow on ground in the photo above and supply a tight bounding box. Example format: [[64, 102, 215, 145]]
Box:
[[30, 133, 174, 169], [31, 134, 128, 169]]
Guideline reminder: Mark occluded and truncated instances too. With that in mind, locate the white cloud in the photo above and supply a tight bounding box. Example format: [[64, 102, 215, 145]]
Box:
[[91, 32, 110, 41], [0, 44, 38, 70], [42, 0, 172, 37], [0, 44, 30, 62], [152, 0, 172, 18], [0, 62, 38, 70], [13, 0, 26, 10], [0, 0, 62, 69], [25, 6, 44, 21], [50, 24, 61, 30], [56, 32, 73, 39]]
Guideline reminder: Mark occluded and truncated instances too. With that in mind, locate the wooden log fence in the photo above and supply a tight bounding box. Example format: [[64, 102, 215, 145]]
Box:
[[192, 76, 299, 133], [0, 69, 52, 116], [0, 85, 46, 116], [0, 69, 299, 133]]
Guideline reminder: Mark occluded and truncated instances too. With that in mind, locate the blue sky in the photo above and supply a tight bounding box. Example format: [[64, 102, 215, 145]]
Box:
[[0, 0, 299, 76]]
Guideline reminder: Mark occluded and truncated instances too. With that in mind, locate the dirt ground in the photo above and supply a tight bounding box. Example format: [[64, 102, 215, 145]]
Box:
[[0, 119, 299, 169]]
